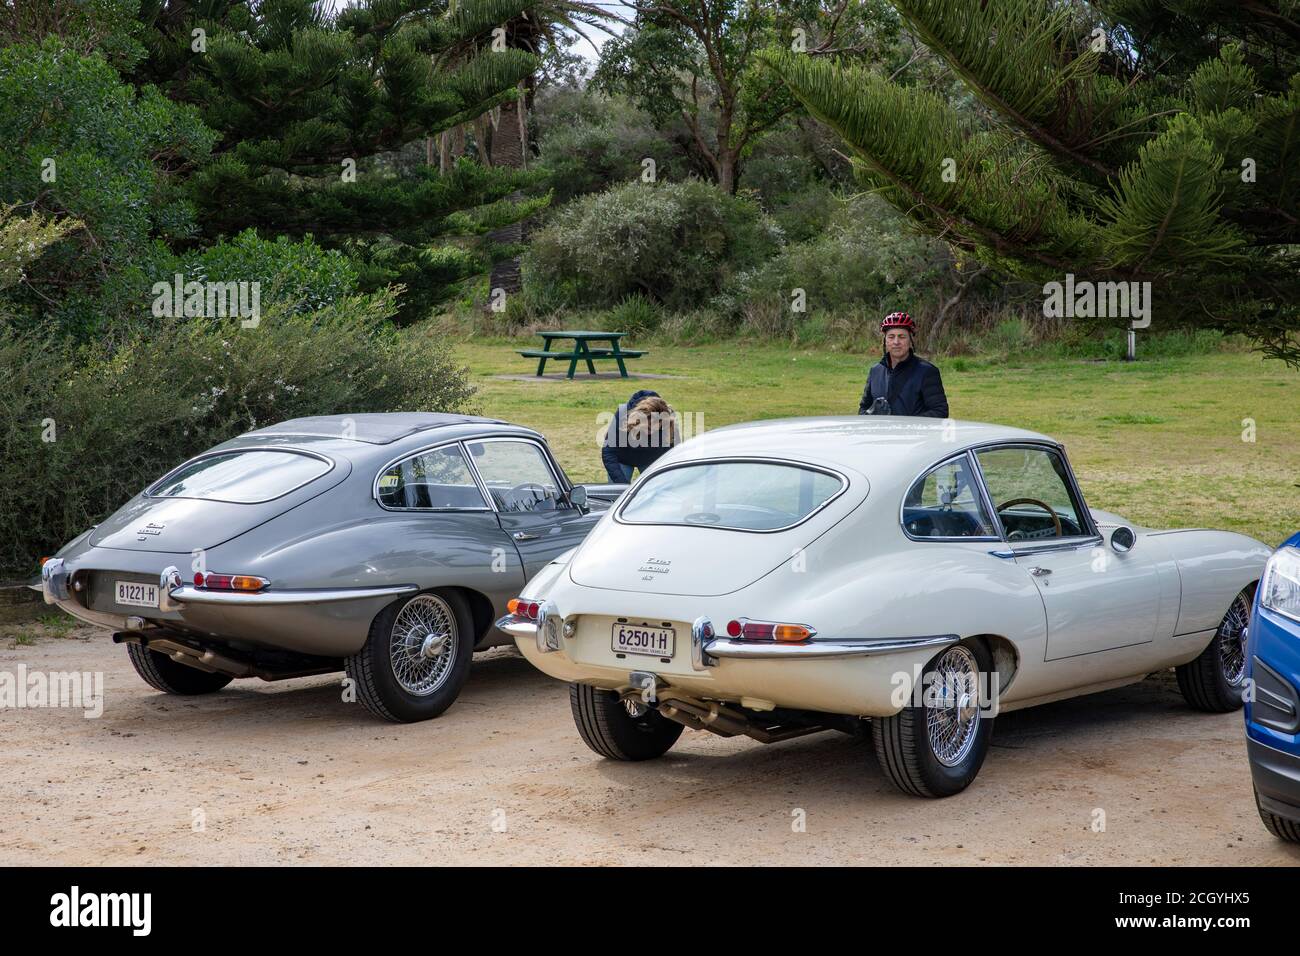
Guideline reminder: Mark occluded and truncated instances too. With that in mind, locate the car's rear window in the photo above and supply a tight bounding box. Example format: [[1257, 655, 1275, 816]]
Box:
[[618, 460, 844, 531], [148, 451, 331, 504]]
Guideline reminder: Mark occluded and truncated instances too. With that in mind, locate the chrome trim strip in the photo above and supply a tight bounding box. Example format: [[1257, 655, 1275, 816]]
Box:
[[703, 634, 959, 660], [1005, 535, 1103, 556], [170, 583, 417, 606]]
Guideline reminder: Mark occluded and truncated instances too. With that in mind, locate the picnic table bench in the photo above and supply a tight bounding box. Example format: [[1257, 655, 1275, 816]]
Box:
[[517, 330, 647, 379]]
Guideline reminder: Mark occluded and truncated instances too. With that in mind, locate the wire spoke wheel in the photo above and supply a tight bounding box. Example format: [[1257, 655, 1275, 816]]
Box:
[[389, 595, 458, 696], [1218, 592, 1250, 687], [925, 645, 982, 767]]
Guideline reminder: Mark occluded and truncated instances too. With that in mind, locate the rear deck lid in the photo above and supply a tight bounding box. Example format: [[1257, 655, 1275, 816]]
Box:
[[88, 448, 350, 553]]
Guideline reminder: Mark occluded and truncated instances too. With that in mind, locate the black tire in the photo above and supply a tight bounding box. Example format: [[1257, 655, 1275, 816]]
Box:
[[1176, 587, 1252, 713], [873, 640, 994, 797], [1255, 789, 1300, 843], [344, 589, 475, 723], [126, 643, 233, 695], [569, 683, 683, 761]]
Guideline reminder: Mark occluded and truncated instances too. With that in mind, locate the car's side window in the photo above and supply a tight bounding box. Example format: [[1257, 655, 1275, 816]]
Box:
[[903, 456, 997, 538], [975, 446, 1087, 540], [465, 440, 565, 513], [376, 445, 487, 510]]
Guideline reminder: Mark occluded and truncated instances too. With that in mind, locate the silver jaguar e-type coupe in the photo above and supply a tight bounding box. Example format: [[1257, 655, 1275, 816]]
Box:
[[38, 413, 621, 722]]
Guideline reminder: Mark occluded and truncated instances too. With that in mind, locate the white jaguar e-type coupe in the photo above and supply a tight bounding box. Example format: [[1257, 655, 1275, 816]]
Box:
[[499, 417, 1270, 797]]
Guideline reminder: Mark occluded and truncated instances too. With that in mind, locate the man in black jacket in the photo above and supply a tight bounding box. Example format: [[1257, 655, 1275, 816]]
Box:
[[858, 312, 949, 418]]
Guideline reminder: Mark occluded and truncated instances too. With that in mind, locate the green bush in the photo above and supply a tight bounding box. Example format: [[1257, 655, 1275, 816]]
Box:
[[179, 230, 359, 315], [716, 194, 946, 327], [0, 294, 474, 577], [525, 180, 782, 311], [534, 108, 688, 204], [605, 293, 663, 337]]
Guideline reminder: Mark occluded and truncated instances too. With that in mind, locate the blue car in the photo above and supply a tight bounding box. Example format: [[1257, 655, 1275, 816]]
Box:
[[1246, 533, 1300, 842]]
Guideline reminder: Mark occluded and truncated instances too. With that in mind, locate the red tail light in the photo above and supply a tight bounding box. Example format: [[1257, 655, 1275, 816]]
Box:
[[726, 618, 814, 642], [194, 572, 269, 592], [508, 598, 542, 621]]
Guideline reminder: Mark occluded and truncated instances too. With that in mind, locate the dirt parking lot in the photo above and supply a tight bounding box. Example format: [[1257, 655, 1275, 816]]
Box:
[[2, 625, 1297, 866]]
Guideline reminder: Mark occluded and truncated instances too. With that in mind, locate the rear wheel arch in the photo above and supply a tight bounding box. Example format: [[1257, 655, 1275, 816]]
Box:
[[965, 633, 1019, 697], [446, 586, 498, 647]]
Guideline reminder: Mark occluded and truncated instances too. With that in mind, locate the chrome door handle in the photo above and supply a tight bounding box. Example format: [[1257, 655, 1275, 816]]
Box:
[[512, 530, 539, 541], [1029, 566, 1052, 577]]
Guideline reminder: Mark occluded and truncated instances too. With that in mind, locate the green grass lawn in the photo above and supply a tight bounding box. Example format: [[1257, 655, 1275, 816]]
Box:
[[448, 337, 1299, 547]]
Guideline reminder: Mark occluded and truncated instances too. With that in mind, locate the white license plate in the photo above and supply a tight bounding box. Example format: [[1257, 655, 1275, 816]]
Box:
[[115, 580, 159, 609], [612, 623, 675, 658]]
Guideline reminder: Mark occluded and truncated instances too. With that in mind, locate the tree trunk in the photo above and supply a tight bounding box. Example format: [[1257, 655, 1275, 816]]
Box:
[[487, 89, 528, 299], [718, 149, 737, 194], [438, 129, 452, 174], [716, 102, 739, 193]]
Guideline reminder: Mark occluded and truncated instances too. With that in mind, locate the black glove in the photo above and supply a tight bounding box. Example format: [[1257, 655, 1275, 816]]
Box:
[[865, 397, 892, 415]]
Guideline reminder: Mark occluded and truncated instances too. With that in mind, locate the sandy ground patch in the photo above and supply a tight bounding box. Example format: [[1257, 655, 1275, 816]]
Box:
[[2, 627, 1297, 866]]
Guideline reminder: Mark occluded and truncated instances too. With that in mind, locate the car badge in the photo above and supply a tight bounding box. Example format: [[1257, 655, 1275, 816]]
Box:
[[638, 557, 670, 581]]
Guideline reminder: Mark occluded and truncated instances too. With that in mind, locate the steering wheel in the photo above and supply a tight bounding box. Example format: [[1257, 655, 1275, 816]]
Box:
[[505, 482, 550, 510], [996, 497, 1062, 538]]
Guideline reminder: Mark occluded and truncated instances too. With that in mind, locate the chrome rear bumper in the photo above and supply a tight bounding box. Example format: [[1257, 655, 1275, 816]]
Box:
[[40, 559, 417, 612], [497, 609, 958, 664]]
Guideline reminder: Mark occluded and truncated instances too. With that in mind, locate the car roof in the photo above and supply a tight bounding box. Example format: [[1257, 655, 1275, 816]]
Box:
[[214, 414, 546, 463], [666, 416, 1061, 482], [242, 413, 506, 445]]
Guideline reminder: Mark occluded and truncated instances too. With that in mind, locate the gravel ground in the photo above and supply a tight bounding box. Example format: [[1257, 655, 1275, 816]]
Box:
[[2, 626, 1297, 866]]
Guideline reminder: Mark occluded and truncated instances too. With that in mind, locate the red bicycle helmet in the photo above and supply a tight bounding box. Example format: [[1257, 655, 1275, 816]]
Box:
[[881, 311, 916, 334]]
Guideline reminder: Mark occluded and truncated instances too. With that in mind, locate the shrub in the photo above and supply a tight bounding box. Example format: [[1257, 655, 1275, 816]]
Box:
[[604, 293, 662, 337], [717, 194, 946, 327], [179, 230, 359, 315], [0, 294, 474, 576], [535, 114, 687, 205], [525, 180, 782, 311]]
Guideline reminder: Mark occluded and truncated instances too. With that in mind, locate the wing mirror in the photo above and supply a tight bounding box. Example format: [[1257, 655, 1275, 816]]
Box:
[[1110, 526, 1136, 553], [568, 484, 588, 513]]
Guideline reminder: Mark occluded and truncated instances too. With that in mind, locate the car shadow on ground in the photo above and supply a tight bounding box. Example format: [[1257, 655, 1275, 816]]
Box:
[[104, 646, 558, 731], [585, 672, 1236, 796], [104, 652, 1225, 769]]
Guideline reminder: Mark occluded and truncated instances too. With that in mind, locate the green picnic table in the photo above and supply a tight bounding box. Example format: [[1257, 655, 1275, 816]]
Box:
[[516, 330, 648, 379]]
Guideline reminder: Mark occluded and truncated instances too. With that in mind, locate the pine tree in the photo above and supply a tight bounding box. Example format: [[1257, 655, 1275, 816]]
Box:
[[133, 0, 548, 317], [764, 0, 1300, 363], [482, 3, 616, 299]]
